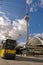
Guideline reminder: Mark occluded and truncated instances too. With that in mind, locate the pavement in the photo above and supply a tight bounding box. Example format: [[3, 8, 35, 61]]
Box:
[[0, 55, 43, 65], [0, 58, 9, 65]]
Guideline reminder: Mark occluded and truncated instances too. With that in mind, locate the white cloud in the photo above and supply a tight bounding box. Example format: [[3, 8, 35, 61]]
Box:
[[29, 33, 43, 43], [17, 42, 26, 47], [31, 33, 43, 39], [26, 0, 43, 12], [0, 33, 6, 40], [0, 12, 11, 41], [0, 11, 29, 41], [26, 0, 32, 5], [39, 0, 43, 7], [0, 11, 5, 15], [0, 14, 11, 26], [0, 17, 10, 26], [30, 2, 38, 12], [30, 7, 33, 12], [3, 15, 11, 23], [35, 33, 41, 37], [9, 18, 27, 40], [30, 6, 37, 12]]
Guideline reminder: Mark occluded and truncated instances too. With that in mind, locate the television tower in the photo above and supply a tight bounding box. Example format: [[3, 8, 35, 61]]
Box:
[[24, 0, 29, 48]]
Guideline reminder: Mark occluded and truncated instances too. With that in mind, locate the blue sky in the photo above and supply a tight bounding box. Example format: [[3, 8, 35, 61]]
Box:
[[0, 0, 43, 42], [0, 0, 26, 20]]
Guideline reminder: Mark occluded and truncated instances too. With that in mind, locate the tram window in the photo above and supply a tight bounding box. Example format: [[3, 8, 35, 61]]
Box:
[[2, 39, 17, 49]]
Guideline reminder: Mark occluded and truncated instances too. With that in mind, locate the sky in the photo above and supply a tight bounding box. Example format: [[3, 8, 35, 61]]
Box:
[[0, 0, 43, 43]]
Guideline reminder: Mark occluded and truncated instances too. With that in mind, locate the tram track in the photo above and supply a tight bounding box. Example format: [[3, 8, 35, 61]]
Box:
[[0, 56, 43, 65]]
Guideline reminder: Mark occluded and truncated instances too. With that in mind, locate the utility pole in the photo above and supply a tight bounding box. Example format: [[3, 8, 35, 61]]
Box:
[[24, 0, 29, 55]]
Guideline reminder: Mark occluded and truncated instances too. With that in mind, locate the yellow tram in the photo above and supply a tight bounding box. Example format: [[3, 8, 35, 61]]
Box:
[[0, 39, 17, 59]]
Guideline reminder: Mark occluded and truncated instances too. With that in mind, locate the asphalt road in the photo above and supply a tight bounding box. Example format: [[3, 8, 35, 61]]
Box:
[[0, 55, 43, 65]]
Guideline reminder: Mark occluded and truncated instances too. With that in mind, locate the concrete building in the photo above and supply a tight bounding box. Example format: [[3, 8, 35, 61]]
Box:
[[29, 36, 43, 46], [16, 36, 43, 55]]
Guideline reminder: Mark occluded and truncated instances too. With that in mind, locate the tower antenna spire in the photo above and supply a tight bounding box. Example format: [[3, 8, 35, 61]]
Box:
[[26, 0, 28, 14]]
